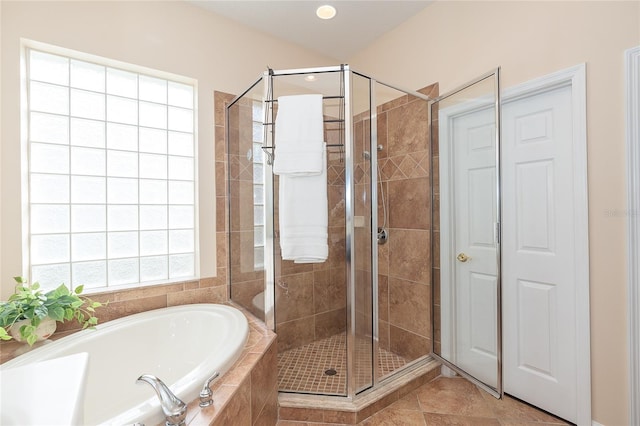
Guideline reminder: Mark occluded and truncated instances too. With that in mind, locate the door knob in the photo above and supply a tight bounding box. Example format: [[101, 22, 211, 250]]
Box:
[[456, 253, 470, 262]]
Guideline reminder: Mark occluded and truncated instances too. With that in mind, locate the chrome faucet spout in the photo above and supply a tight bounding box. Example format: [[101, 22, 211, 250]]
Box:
[[136, 374, 187, 426]]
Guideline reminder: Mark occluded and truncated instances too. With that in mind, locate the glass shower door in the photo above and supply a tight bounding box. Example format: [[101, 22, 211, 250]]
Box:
[[269, 69, 350, 397], [226, 77, 267, 322], [431, 69, 502, 396], [349, 71, 374, 394]]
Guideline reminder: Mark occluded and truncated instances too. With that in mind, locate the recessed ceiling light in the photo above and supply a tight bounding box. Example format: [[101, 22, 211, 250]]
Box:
[[316, 5, 336, 20], [305, 75, 317, 82]]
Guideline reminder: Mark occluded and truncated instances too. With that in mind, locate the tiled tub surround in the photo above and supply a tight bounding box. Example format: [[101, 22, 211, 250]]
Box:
[[184, 305, 278, 426], [0, 301, 278, 426]]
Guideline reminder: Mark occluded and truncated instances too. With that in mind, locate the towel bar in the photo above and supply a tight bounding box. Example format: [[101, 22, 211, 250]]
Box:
[[261, 66, 345, 166], [264, 95, 344, 103], [263, 119, 343, 126], [260, 144, 344, 165]]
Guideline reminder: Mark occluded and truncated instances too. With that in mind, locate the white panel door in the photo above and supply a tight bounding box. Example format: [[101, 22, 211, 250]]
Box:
[[502, 84, 578, 422], [452, 107, 499, 387]]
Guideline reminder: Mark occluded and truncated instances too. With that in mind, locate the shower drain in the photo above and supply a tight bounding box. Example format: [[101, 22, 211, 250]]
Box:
[[324, 368, 337, 376]]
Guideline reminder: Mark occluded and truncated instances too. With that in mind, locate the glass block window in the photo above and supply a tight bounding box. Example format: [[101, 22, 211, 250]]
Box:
[[26, 48, 197, 292], [253, 100, 265, 270]]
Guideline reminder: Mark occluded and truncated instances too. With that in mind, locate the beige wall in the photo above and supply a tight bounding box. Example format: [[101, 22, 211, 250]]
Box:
[[350, 1, 640, 425], [2, 0, 638, 423], [0, 1, 335, 298], [0, 0, 3, 295]]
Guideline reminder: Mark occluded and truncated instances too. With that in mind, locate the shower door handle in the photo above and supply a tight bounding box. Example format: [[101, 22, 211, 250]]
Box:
[[456, 253, 470, 262]]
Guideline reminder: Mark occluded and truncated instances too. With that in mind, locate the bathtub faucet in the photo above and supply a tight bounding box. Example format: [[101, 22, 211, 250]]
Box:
[[136, 374, 187, 426], [199, 371, 220, 407]]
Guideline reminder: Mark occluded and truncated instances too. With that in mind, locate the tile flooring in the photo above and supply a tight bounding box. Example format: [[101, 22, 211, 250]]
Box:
[[278, 333, 408, 395], [277, 376, 570, 425]]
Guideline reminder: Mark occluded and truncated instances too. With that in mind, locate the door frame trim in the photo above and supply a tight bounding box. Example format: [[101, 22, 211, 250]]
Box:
[[625, 45, 640, 426], [502, 64, 590, 425]]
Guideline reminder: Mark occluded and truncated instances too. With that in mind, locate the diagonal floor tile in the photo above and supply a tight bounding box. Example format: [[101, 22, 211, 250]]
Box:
[[277, 377, 572, 426], [424, 412, 501, 425], [416, 377, 494, 418], [479, 391, 570, 424], [497, 421, 572, 426], [392, 391, 423, 411], [360, 407, 428, 426]]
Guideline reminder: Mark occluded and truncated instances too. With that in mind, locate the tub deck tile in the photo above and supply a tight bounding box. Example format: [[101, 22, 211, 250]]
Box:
[[182, 303, 277, 426]]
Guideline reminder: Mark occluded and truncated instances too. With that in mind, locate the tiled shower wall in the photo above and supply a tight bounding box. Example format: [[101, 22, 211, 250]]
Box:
[[218, 83, 440, 361], [273, 126, 347, 352], [221, 89, 347, 352], [375, 83, 439, 361]]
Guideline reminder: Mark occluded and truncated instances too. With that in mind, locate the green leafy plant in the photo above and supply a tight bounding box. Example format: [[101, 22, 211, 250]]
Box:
[[0, 277, 106, 346]]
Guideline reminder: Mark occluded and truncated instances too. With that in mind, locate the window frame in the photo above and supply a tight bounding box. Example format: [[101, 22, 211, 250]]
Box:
[[21, 40, 200, 293]]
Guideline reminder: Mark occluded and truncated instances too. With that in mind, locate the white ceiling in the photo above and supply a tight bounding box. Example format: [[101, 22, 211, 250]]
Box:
[[187, 1, 433, 60]]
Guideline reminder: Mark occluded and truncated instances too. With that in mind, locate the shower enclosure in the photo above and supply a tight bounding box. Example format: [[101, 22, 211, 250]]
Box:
[[226, 65, 435, 398], [430, 69, 502, 397]]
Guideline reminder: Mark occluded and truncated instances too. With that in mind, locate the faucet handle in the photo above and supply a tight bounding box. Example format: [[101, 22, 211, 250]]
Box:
[[199, 371, 220, 407]]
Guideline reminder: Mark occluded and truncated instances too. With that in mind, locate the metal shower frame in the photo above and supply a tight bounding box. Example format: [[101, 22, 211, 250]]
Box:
[[227, 64, 432, 399]]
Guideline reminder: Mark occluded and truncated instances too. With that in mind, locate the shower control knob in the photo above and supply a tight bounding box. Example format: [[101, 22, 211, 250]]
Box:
[[456, 253, 470, 262], [377, 228, 388, 245]]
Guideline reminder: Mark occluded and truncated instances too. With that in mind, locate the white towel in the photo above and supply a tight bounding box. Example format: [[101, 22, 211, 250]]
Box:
[[278, 149, 328, 263], [273, 94, 324, 176]]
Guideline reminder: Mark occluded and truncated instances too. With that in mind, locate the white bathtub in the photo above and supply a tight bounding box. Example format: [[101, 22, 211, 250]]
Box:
[[1, 303, 249, 426]]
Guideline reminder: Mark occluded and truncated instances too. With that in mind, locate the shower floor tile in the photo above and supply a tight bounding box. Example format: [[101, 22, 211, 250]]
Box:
[[277, 332, 408, 395]]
